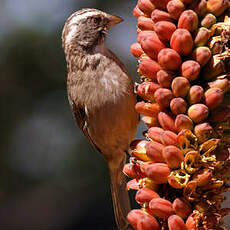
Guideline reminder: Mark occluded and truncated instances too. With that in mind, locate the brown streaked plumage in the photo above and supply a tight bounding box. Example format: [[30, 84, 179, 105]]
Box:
[[62, 9, 139, 230]]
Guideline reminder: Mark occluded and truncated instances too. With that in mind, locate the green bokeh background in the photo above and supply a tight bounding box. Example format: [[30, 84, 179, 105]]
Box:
[[0, 0, 229, 229]]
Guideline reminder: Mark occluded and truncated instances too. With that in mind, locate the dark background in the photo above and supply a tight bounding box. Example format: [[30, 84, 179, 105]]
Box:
[[0, 0, 229, 229]]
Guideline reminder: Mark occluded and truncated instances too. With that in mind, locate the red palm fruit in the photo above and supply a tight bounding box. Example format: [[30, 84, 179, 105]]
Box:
[[137, 31, 155, 43], [190, 0, 208, 17], [170, 29, 193, 56], [150, 0, 171, 9], [145, 141, 165, 162], [187, 85, 204, 104], [181, 60, 200, 81], [178, 10, 198, 32], [149, 198, 174, 218], [188, 104, 209, 123], [172, 198, 192, 219], [133, 5, 146, 18], [194, 27, 211, 47], [154, 88, 174, 108], [138, 31, 166, 60], [130, 139, 151, 161], [186, 214, 197, 230], [162, 145, 184, 168], [208, 78, 230, 93], [171, 77, 190, 98], [157, 70, 174, 88], [193, 169, 213, 187], [123, 163, 138, 178], [175, 114, 194, 132], [135, 101, 161, 117], [158, 111, 176, 132], [127, 179, 139, 190], [141, 116, 160, 128], [138, 58, 162, 80], [192, 47, 211, 67], [170, 97, 187, 115], [194, 122, 213, 143], [168, 215, 187, 230], [135, 187, 160, 204], [204, 87, 223, 110], [160, 130, 178, 146], [138, 16, 155, 31], [158, 48, 182, 71], [167, 0, 185, 20], [209, 106, 230, 122], [207, 0, 229, 16], [141, 163, 171, 184], [154, 21, 177, 42], [137, 0, 155, 16], [130, 43, 144, 58], [201, 13, 216, 28], [147, 127, 164, 143], [137, 212, 160, 230], [137, 82, 160, 102], [151, 9, 173, 23], [127, 209, 145, 229]]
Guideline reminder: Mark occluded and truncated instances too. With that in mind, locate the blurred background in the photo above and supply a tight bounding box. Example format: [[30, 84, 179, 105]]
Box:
[[0, 0, 229, 229]]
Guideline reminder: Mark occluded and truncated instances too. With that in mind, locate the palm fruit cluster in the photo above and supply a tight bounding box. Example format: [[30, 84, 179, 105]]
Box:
[[125, 0, 230, 229]]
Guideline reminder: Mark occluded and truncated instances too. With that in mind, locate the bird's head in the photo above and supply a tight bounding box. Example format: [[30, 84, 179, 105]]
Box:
[[62, 8, 123, 51]]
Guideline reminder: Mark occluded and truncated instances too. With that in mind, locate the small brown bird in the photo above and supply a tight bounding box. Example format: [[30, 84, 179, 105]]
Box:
[[62, 9, 138, 230]]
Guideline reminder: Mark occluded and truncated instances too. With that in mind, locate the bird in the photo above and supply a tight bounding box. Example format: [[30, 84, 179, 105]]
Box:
[[62, 8, 139, 230]]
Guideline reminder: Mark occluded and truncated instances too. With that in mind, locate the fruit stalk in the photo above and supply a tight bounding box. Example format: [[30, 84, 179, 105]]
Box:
[[126, 0, 230, 229]]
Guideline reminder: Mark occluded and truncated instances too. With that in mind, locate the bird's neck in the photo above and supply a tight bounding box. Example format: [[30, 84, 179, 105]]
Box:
[[65, 42, 107, 71]]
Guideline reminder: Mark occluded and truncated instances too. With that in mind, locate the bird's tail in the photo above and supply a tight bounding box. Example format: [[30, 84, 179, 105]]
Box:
[[107, 154, 132, 230]]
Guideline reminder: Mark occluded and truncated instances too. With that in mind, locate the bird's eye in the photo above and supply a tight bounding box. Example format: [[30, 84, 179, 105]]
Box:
[[93, 17, 101, 24]]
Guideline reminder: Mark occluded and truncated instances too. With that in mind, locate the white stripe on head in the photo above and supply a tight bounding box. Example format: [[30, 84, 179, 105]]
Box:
[[64, 9, 105, 45]]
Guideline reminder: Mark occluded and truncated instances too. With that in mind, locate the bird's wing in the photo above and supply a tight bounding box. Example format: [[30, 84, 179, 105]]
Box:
[[70, 99, 102, 153]]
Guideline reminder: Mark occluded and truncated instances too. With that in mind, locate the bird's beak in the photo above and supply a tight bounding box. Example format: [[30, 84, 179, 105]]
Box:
[[106, 14, 123, 29]]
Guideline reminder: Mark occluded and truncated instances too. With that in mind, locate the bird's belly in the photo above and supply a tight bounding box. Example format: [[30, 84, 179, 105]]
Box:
[[87, 98, 138, 155]]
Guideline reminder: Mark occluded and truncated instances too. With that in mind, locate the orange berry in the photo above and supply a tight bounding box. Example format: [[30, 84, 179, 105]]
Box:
[[192, 47, 211, 66], [138, 31, 166, 60], [138, 0, 155, 16], [175, 114, 194, 132], [157, 70, 174, 88], [172, 198, 192, 219], [170, 29, 193, 56], [204, 87, 223, 110], [158, 111, 176, 132], [171, 77, 190, 98], [151, 9, 173, 22], [167, 0, 185, 19], [146, 141, 165, 163], [168, 215, 187, 230], [149, 198, 174, 218], [138, 57, 162, 80], [154, 88, 174, 108], [130, 43, 144, 58], [160, 130, 178, 146], [158, 48, 182, 71], [170, 97, 187, 115], [181, 60, 200, 81], [138, 16, 155, 31], [188, 104, 209, 123], [154, 21, 176, 42], [178, 10, 198, 32], [163, 145, 184, 169], [187, 85, 204, 104], [147, 127, 164, 143]]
